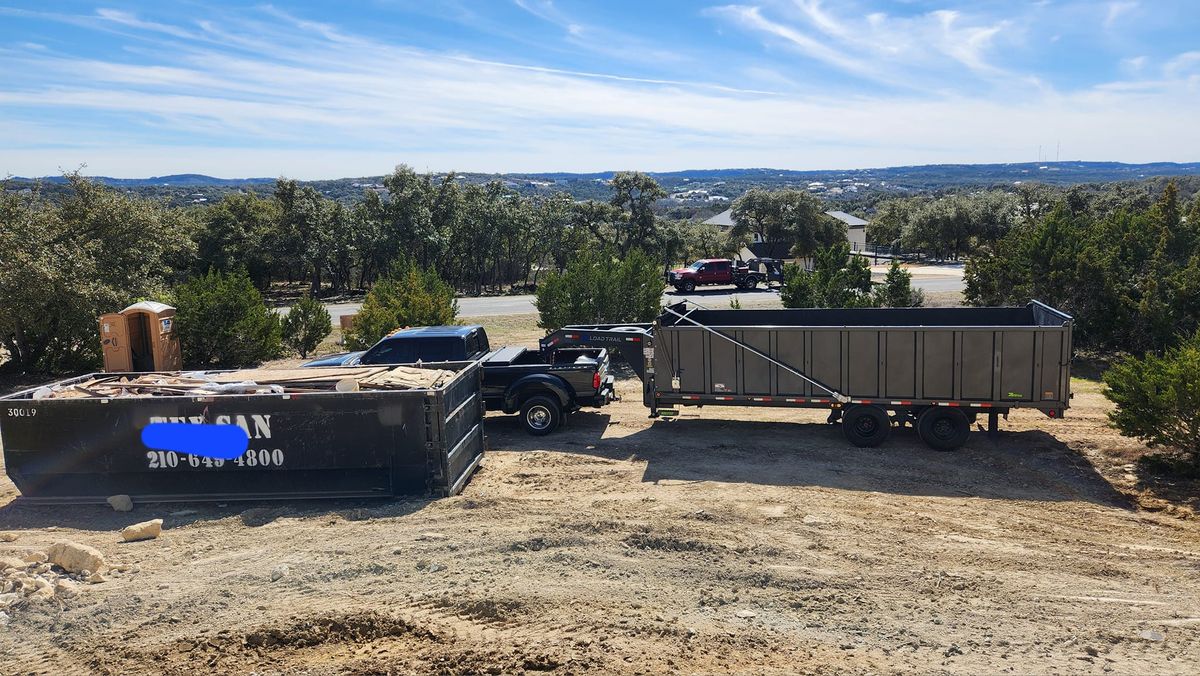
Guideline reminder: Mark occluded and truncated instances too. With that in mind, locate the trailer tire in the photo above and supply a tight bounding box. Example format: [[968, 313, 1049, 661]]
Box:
[[841, 405, 891, 447], [521, 395, 562, 436], [917, 407, 970, 451]]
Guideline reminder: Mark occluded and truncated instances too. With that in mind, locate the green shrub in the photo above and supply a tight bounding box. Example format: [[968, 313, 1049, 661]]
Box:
[[281, 294, 332, 357], [1103, 329, 1200, 470], [874, 259, 924, 308], [781, 243, 874, 308], [173, 269, 282, 368], [535, 248, 662, 330], [346, 258, 458, 350]]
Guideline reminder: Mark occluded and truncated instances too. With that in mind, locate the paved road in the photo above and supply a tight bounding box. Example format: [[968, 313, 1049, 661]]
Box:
[[318, 267, 964, 320]]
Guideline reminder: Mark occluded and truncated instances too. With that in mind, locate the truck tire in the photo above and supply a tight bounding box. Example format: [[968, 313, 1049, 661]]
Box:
[[680, 280, 696, 293], [841, 405, 890, 447], [521, 395, 562, 436], [917, 407, 970, 451]]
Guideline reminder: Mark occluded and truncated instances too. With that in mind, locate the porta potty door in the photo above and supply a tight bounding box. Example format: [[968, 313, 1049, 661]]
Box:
[[99, 313, 132, 372]]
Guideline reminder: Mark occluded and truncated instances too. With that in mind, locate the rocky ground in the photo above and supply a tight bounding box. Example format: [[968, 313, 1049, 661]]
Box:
[[0, 376, 1198, 675]]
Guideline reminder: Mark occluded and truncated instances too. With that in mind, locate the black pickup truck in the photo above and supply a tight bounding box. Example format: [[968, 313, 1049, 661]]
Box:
[[304, 325, 615, 435]]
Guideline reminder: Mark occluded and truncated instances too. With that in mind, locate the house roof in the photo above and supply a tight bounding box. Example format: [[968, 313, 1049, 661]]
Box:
[[702, 208, 735, 228], [824, 210, 868, 228]]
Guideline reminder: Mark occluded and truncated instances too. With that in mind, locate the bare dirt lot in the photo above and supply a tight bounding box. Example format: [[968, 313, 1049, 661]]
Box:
[[2, 377, 1199, 674]]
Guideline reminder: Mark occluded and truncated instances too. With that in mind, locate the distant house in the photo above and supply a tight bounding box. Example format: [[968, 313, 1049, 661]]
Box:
[[703, 207, 872, 260], [824, 210, 868, 252]]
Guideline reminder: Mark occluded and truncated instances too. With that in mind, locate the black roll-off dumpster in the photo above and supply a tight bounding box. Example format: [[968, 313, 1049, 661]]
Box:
[[0, 362, 485, 503]]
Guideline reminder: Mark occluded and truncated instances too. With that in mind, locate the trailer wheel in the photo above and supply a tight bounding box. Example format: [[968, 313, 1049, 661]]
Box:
[[841, 405, 891, 447], [917, 407, 970, 451], [521, 395, 562, 436]]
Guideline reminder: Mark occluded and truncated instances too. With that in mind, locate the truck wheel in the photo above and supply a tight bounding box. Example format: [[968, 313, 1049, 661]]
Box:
[[841, 405, 890, 447], [681, 280, 695, 293], [521, 395, 562, 436], [917, 407, 970, 451]]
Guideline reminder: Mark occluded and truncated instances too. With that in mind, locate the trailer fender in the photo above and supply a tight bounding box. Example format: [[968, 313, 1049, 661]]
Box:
[[504, 375, 572, 413]]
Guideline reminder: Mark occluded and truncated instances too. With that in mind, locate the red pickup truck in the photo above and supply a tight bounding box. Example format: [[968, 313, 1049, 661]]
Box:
[[666, 258, 765, 293]]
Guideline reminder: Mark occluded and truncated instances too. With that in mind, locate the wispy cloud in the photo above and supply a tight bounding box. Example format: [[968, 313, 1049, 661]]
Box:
[[1104, 1, 1137, 29], [0, 3, 1198, 177]]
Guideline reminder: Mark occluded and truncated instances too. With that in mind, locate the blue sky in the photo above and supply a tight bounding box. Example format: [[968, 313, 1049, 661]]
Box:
[[1, 1, 1198, 178]]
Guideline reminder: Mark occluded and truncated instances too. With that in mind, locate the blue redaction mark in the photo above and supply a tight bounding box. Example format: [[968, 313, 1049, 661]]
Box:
[[140, 423, 249, 460]]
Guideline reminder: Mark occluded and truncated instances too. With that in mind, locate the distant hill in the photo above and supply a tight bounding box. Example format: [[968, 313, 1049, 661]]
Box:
[[9, 161, 1199, 207], [13, 173, 277, 187], [14, 161, 1200, 189]]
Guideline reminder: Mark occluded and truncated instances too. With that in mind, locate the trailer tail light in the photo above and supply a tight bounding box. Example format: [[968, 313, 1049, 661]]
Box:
[[593, 372, 601, 390]]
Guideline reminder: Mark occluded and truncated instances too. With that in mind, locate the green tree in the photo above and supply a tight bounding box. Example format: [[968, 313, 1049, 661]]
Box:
[[0, 175, 196, 373], [173, 269, 282, 368], [346, 258, 458, 350], [729, 188, 839, 259], [781, 243, 874, 308], [874, 260, 924, 307], [535, 248, 662, 330], [608, 172, 667, 255], [194, 191, 280, 288], [281, 294, 332, 358], [1104, 329, 1200, 470]]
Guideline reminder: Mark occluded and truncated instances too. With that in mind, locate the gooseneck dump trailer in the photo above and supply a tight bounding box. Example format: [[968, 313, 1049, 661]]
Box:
[[0, 362, 484, 503], [541, 301, 1073, 450]]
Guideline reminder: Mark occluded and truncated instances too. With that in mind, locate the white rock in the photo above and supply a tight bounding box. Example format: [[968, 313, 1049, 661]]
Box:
[[107, 495, 134, 512], [120, 519, 163, 542], [1139, 629, 1165, 642], [21, 551, 47, 564], [0, 557, 25, 571], [735, 610, 757, 619], [87, 572, 106, 584], [47, 541, 106, 574], [54, 579, 79, 597], [270, 564, 289, 582]]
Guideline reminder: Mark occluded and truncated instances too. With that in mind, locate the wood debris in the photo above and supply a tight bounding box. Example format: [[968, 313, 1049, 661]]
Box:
[[35, 366, 459, 400]]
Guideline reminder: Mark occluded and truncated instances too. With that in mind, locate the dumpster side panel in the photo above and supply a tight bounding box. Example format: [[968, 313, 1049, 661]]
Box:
[[846, 331, 880, 398], [709, 330, 738, 393], [740, 330, 773, 395], [922, 331, 955, 399], [775, 330, 806, 396], [435, 363, 485, 496], [883, 331, 917, 399], [960, 331, 995, 400], [1000, 331, 1036, 402], [809, 330, 843, 396]]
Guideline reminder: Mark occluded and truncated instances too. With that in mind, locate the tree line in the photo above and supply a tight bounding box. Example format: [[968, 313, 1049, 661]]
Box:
[[197, 167, 741, 296]]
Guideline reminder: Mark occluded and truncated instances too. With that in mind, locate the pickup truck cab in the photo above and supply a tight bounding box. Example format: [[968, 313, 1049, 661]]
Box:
[[305, 326, 614, 435], [667, 258, 764, 293]]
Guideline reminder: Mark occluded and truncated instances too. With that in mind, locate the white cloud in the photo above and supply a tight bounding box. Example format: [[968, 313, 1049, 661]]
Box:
[[1104, 1, 1137, 29], [1, 5, 1198, 178], [709, 2, 1021, 91]]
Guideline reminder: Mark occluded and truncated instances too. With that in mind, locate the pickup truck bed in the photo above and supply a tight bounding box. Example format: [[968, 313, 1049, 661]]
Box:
[[305, 325, 614, 435]]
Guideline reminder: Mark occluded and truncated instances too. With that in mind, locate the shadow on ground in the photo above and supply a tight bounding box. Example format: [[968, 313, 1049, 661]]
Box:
[[484, 409, 1132, 508]]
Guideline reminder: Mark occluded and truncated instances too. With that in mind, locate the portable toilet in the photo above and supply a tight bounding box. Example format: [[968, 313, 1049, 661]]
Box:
[[99, 301, 182, 372]]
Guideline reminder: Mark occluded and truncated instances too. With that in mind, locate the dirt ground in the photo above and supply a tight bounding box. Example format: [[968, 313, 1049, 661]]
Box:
[[1, 370, 1199, 675]]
